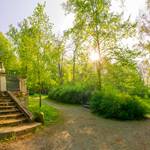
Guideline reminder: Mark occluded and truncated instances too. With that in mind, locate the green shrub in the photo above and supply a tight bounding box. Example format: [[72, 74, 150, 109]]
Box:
[[29, 89, 35, 95], [48, 84, 92, 104], [90, 91, 147, 120]]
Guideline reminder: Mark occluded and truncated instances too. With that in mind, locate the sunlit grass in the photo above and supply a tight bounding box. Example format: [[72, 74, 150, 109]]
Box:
[[28, 95, 60, 125]]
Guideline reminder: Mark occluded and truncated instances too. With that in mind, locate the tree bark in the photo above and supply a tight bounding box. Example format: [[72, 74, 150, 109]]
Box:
[[72, 49, 76, 82], [95, 25, 102, 90]]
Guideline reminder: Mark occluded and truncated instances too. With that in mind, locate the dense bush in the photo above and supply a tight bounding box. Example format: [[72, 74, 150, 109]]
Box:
[[48, 84, 92, 104], [90, 91, 147, 120]]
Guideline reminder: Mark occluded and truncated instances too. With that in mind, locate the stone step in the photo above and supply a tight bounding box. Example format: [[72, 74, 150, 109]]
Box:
[[0, 117, 27, 127], [0, 99, 12, 102], [0, 102, 15, 106], [0, 98, 12, 100], [0, 97, 12, 99], [0, 105, 16, 109], [0, 109, 19, 114], [83, 104, 90, 109], [0, 113, 24, 119], [0, 97, 11, 100], [0, 122, 41, 140], [0, 92, 40, 140]]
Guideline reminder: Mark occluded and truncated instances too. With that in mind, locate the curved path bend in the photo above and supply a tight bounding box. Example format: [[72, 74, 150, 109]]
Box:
[[0, 99, 150, 150]]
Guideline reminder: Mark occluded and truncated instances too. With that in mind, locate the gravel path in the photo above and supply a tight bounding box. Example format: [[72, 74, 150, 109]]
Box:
[[0, 99, 150, 150]]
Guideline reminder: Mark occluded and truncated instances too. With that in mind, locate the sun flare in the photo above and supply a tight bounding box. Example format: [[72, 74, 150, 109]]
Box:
[[89, 51, 99, 62]]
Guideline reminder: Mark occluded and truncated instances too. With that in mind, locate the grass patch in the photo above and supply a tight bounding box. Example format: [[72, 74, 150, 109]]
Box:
[[28, 95, 60, 125]]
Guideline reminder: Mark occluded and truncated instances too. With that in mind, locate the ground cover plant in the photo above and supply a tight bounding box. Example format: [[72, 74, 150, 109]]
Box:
[[28, 95, 60, 125]]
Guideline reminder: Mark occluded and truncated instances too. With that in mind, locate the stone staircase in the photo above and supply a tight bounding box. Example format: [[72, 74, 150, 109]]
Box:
[[0, 92, 41, 140]]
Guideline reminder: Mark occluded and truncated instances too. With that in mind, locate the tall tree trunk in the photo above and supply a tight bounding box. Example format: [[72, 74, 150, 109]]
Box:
[[58, 51, 64, 85], [96, 28, 102, 90], [58, 63, 63, 85], [37, 68, 42, 107], [37, 50, 42, 108], [96, 61, 101, 89], [72, 47, 77, 82]]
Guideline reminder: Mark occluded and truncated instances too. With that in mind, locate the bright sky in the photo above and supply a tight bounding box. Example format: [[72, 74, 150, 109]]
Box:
[[111, 0, 146, 21], [0, 0, 74, 35], [0, 0, 147, 35]]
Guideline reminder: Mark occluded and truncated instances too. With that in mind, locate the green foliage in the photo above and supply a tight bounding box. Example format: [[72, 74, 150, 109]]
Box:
[[1, 1, 148, 122], [7, 3, 56, 91], [0, 32, 17, 71], [65, 0, 136, 89], [48, 84, 92, 104], [90, 90, 147, 120], [103, 60, 147, 97], [142, 98, 150, 114], [28, 96, 59, 125], [139, 12, 150, 89]]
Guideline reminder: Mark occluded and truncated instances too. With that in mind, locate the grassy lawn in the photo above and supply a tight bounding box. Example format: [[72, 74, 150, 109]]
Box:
[[28, 95, 60, 125]]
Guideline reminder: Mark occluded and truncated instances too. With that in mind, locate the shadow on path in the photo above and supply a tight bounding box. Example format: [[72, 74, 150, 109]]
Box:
[[0, 99, 150, 150]]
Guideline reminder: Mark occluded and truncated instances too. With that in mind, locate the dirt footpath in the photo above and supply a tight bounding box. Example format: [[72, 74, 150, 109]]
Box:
[[0, 100, 150, 150]]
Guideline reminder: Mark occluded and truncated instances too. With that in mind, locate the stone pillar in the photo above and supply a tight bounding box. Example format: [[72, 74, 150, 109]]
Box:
[[19, 78, 28, 107], [19, 78, 27, 94], [0, 62, 6, 92]]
